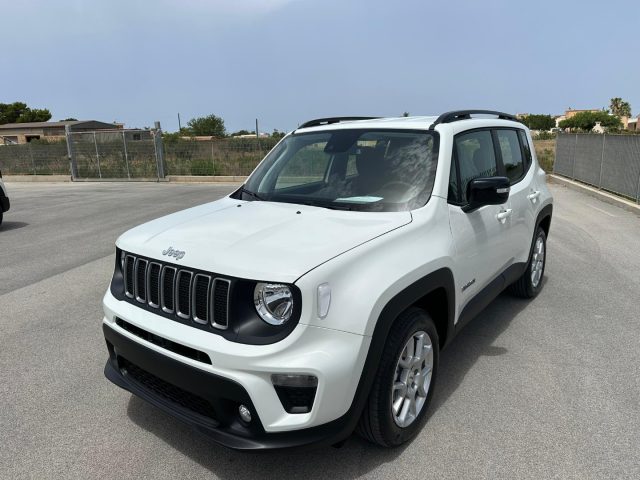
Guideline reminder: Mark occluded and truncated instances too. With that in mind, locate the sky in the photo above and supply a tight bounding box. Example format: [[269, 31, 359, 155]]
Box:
[[1, 0, 639, 133]]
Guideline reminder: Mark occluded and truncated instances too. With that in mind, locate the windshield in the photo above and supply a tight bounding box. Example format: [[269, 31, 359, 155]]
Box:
[[237, 129, 439, 212]]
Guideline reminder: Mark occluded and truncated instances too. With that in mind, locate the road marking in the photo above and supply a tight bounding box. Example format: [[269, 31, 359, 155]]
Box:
[[587, 204, 617, 217]]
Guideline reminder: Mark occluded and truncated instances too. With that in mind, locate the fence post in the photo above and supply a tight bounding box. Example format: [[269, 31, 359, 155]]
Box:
[[122, 131, 131, 179], [65, 125, 78, 180], [597, 134, 605, 189], [571, 133, 578, 179], [154, 121, 165, 179], [93, 131, 102, 179]]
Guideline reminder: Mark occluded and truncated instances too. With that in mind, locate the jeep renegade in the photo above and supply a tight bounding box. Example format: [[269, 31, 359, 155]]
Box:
[[102, 110, 553, 449]]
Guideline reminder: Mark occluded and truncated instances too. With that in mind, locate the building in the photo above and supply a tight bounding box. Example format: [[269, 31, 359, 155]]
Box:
[[0, 120, 123, 145], [554, 108, 602, 128], [626, 116, 638, 132]]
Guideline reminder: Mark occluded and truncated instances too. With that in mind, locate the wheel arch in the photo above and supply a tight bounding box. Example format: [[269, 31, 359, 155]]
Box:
[[340, 267, 455, 438]]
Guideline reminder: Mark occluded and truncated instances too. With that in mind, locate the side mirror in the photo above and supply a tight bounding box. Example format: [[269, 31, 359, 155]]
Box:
[[465, 176, 510, 212]]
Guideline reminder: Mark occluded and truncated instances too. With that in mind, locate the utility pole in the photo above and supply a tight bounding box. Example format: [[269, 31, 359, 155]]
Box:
[[255, 118, 259, 140], [177, 113, 182, 132]]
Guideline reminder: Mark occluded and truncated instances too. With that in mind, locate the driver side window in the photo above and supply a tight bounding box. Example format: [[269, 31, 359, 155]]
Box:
[[454, 130, 498, 204]]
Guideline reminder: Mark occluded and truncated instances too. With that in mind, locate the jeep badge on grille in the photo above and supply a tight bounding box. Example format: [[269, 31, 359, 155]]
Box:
[[162, 247, 185, 260]]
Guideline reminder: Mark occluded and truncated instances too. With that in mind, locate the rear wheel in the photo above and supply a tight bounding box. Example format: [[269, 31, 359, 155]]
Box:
[[357, 308, 439, 447], [509, 227, 546, 298]]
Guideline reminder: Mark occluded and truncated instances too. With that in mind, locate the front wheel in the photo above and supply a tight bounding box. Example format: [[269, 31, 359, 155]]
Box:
[[356, 308, 439, 447], [509, 227, 547, 298]]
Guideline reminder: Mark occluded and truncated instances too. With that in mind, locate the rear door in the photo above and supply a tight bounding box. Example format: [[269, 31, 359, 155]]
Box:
[[448, 129, 512, 312]]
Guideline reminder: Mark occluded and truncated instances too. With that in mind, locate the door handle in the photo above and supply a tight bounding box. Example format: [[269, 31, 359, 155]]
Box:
[[527, 191, 540, 203], [496, 209, 512, 223]]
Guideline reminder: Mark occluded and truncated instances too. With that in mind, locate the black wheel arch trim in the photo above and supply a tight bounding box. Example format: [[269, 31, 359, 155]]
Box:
[[536, 203, 553, 235]]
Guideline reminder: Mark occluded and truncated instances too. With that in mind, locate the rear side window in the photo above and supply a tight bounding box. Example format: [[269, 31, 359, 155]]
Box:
[[496, 129, 524, 183], [454, 130, 498, 203], [518, 130, 532, 169]]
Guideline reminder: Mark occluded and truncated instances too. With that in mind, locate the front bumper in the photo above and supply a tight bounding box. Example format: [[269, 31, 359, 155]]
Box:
[[105, 325, 358, 450], [102, 290, 371, 450]]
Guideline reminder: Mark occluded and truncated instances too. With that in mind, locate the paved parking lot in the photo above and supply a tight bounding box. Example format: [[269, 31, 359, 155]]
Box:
[[1, 181, 639, 479]]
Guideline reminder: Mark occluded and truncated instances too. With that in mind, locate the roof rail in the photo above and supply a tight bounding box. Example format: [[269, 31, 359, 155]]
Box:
[[428, 110, 518, 130], [297, 116, 380, 130]]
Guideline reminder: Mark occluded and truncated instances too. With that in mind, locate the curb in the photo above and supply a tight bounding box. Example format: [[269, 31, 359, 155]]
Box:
[[2, 175, 246, 184], [548, 174, 640, 214], [167, 175, 246, 183], [3, 174, 71, 182]]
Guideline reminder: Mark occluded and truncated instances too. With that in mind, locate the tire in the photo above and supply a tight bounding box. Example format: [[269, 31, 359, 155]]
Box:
[[508, 227, 547, 298], [356, 307, 439, 447], [0, 210, 3, 227]]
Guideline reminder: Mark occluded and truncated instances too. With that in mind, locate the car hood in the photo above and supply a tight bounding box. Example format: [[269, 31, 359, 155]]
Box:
[[116, 197, 412, 283]]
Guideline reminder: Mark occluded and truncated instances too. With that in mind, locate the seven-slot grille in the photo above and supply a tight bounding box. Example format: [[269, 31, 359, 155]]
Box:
[[123, 254, 230, 330]]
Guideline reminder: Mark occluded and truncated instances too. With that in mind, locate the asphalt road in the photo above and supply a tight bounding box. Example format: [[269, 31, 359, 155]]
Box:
[[1, 181, 639, 479]]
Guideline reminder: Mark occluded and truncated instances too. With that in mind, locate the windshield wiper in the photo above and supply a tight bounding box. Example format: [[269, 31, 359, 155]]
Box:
[[238, 186, 265, 201]]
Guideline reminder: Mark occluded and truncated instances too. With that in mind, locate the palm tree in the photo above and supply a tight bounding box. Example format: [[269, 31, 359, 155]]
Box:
[[609, 97, 631, 117]]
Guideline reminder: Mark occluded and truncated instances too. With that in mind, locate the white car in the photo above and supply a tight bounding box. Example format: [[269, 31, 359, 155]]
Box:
[[102, 111, 553, 450], [0, 169, 10, 226]]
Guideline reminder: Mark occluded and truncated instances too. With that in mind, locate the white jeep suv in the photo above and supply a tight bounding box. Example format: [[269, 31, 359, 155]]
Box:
[[103, 111, 553, 450]]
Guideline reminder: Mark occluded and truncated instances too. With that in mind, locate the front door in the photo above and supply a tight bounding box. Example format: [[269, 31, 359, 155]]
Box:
[[447, 129, 513, 320]]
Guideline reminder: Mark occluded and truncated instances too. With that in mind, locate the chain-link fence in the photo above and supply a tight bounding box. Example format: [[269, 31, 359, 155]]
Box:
[[0, 141, 70, 175], [164, 137, 278, 176], [554, 133, 640, 202], [68, 129, 161, 179], [0, 126, 278, 180]]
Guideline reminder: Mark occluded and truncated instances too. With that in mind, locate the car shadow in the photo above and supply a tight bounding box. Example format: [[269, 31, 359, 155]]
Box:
[[125, 281, 543, 479], [0, 221, 28, 232]]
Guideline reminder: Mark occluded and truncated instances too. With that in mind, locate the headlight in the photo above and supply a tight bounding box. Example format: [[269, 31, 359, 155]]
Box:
[[254, 282, 294, 325]]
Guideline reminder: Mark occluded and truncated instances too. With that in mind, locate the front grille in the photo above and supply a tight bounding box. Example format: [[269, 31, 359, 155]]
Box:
[[122, 252, 230, 330], [119, 356, 218, 422]]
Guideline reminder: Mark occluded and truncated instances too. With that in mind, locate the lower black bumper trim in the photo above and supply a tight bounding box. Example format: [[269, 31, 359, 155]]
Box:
[[103, 324, 356, 450]]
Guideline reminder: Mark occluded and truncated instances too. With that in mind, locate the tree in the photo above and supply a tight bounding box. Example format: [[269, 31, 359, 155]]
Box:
[[402, 112, 410, 117], [17, 108, 53, 123], [0, 102, 52, 124], [230, 129, 253, 136], [61, 117, 78, 121], [185, 114, 226, 137], [520, 114, 555, 131], [558, 111, 621, 132], [609, 97, 631, 117], [271, 129, 285, 139]]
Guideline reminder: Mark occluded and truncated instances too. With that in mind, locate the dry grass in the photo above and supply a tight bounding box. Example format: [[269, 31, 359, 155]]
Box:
[[533, 139, 556, 172]]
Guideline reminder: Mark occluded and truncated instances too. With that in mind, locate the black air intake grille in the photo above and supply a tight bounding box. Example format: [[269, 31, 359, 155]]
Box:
[[135, 259, 148, 303], [161, 267, 176, 313], [116, 317, 212, 364], [148, 263, 161, 308], [119, 356, 218, 421], [212, 279, 230, 328]]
